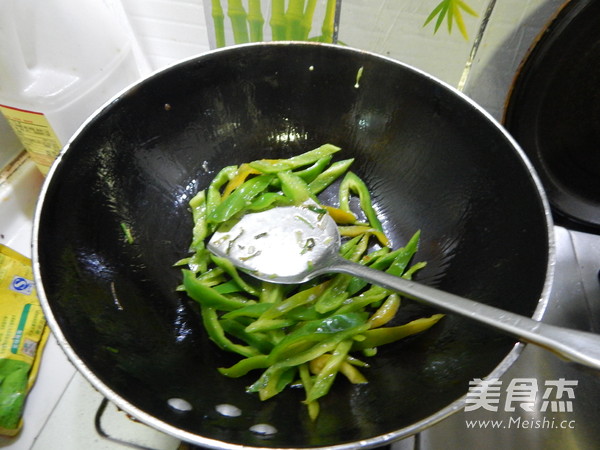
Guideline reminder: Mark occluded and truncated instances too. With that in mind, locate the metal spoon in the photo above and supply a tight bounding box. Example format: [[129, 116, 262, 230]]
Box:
[[208, 203, 600, 371]]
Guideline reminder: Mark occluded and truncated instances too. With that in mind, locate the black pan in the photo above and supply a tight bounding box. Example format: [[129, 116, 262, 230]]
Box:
[[33, 42, 553, 449], [504, 0, 600, 232]]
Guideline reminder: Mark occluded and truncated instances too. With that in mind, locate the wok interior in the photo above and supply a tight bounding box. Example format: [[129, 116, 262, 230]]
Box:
[[36, 43, 550, 448]]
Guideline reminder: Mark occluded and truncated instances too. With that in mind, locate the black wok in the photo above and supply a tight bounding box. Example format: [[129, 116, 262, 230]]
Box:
[[504, 0, 600, 233], [33, 42, 553, 449]]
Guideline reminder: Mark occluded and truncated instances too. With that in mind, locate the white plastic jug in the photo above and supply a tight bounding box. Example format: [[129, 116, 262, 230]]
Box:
[[0, 0, 144, 174]]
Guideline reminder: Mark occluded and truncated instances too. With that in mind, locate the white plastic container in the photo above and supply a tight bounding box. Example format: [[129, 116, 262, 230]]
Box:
[[0, 0, 144, 175]]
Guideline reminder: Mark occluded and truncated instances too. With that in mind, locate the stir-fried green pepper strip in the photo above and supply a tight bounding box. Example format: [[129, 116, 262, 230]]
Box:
[[247, 192, 292, 210], [245, 318, 296, 333], [247, 365, 298, 400], [299, 362, 320, 421], [339, 234, 362, 256], [222, 163, 261, 198], [189, 190, 208, 250], [335, 290, 389, 316], [196, 266, 227, 287], [352, 314, 445, 350], [267, 312, 368, 363], [314, 275, 351, 314], [183, 269, 253, 311], [386, 231, 421, 275], [277, 170, 315, 204], [308, 158, 354, 195], [346, 230, 421, 295], [213, 279, 244, 294], [258, 281, 330, 321], [246, 319, 370, 401], [207, 174, 274, 223], [207, 165, 238, 216], [220, 318, 274, 354], [218, 354, 270, 378], [178, 145, 443, 421], [176, 250, 211, 275], [314, 232, 373, 314], [294, 156, 333, 183], [368, 293, 401, 329], [210, 255, 259, 296], [305, 339, 353, 403], [403, 261, 428, 280], [222, 302, 272, 320], [200, 306, 259, 358], [339, 171, 383, 232], [249, 143, 340, 173], [309, 353, 368, 382], [259, 282, 287, 304], [270, 320, 369, 369]]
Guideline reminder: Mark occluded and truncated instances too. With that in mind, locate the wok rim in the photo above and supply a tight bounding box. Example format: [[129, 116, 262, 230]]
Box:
[[31, 41, 556, 450]]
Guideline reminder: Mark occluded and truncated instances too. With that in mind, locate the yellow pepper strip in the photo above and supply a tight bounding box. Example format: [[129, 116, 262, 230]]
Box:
[[324, 205, 357, 224], [345, 355, 370, 368], [338, 225, 390, 247], [309, 352, 367, 385], [222, 163, 261, 198], [309, 354, 329, 374], [340, 361, 368, 384], [368, 293, 401, 329], [306, 340, 353, 403], [299, 363, 320, 421]]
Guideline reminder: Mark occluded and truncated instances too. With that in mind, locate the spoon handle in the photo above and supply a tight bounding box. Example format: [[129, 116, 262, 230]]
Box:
[[326, 255, 600, 371]]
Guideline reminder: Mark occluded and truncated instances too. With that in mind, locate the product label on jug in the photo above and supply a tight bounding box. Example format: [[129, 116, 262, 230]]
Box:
[[0, 104, 62, 175]]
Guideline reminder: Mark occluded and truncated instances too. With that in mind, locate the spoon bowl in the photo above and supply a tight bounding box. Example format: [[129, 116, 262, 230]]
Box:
[[209, 202, 340, 283]]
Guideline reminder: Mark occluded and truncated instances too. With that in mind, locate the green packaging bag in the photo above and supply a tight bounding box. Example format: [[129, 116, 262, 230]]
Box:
[[0, 244, 49, 436]]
